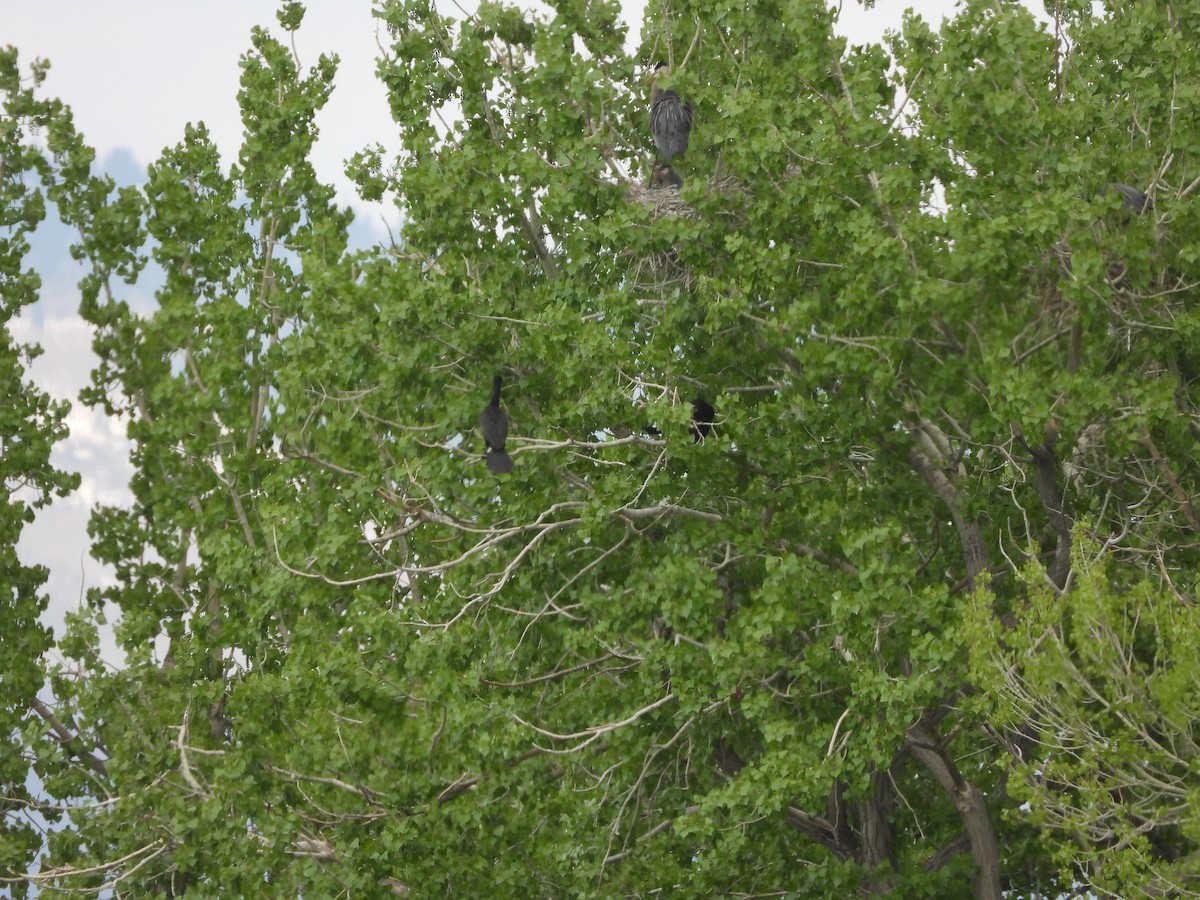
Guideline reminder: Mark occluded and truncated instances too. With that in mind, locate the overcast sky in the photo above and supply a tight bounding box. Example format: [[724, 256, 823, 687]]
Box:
[[4, 0, 985, 664]]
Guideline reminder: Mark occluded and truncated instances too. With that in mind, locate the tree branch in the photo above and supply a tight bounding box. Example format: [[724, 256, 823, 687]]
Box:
[[30, 697, 108, 778], [909, 445, 989, 591], [907, 724, 1002, 900]]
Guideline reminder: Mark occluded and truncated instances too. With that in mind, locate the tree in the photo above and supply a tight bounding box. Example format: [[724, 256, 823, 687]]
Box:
[[0, 47, 82, 894], [8, 0, 1200, 896]]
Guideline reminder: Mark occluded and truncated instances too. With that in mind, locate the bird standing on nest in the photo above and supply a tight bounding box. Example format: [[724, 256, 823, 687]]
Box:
[[648, 62, 693, 161], [651, 161, 683, 189], [480, 375, 513, 474]]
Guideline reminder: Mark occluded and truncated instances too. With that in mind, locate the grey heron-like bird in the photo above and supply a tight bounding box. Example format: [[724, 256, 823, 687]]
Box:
[[649, 62, 693, 161], [1103, 183, 1153, 215]]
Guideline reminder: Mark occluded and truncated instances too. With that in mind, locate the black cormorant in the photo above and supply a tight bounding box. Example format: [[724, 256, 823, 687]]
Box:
[[690, 398, 715, 443], [649, 62, 694, 161], [480, 375, 513, 474]]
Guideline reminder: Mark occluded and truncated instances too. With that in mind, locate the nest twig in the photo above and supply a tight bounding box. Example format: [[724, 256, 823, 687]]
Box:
[[625, 181, 699, 220]]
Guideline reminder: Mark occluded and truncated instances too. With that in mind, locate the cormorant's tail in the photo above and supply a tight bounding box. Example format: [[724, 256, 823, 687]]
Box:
[[487, 451, 513, 474]]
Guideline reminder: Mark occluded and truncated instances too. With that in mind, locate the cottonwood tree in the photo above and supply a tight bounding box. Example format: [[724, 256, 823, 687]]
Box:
[[0, 48, 84, 895], [8, 0, 1200, 896]]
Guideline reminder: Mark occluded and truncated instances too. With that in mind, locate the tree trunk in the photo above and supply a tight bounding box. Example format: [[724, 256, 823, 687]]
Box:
[[908, 725, 1002, 900]]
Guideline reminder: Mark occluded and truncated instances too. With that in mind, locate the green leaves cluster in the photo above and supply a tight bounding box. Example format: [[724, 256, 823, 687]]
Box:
[[968, 551, 1200, 893], [0, 48, 81, 893]]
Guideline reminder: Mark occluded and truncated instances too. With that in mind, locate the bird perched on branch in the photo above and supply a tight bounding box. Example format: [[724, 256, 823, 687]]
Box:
[[649, 62, 693, 161], [1101, 182, 1153, 215], [637, 397, 715, 442], [690, 397, 715, 443], [480, 375, 513, 474]]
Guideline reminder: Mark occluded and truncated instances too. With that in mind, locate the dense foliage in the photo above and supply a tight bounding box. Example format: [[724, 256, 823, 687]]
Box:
[[0, 47, 82, 890], [5, 0, 1200, 896]]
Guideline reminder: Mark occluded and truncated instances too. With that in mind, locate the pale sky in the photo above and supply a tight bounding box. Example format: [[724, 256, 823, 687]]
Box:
[[2, 0, 985, 200], [4, 0, 984, 663], [5, 3, 393, 211]]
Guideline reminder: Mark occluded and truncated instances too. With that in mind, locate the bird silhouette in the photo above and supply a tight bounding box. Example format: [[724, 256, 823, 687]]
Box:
[[649, 62, 694, 161], [480, 375, 513, 474], [691, 398, 715, 443], [1102, 183, 1153, 215]]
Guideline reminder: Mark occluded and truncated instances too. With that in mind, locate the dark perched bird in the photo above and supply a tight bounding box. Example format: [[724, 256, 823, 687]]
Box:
[[479, 375, 513, 474], [207, 696, 232, 740], [651, 161, 683, 189], [649, 62, 694, 161], [1102, 182, 1153, 215], [690, 397, 715, 443]]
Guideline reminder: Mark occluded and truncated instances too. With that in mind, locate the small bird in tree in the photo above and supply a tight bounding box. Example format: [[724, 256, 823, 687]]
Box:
[[651, 161, 683, 189], [690, 397, 715, 443], [648, 62, 694, 161], [1102, 182, 1153, 215], [480, 375, 513, 474]]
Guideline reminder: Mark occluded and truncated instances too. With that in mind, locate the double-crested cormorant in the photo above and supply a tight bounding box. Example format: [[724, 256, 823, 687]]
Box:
[[651, 161, 684, 189], [649, 62, 694, 161], [1102, 183, 1153, 215], [690, 397, 715, 443], [480, 375, 513, 474], [638, 397, 714, 441]]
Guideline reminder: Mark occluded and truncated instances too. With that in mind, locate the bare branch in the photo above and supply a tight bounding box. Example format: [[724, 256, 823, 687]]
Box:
[[513, 693, 677, 754]]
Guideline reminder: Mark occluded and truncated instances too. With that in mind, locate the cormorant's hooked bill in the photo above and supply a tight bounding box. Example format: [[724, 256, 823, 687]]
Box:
[[649, 62, 694, 161], [480, 375, 513, 474]]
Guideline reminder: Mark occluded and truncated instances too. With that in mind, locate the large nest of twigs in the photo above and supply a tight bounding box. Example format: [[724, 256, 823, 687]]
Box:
[[621, 173, 755, 300], [625, 182, 699, 220], [621, 175, 696, 297], [625, 172, 750, 222], [628, 247, 694, 298]]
